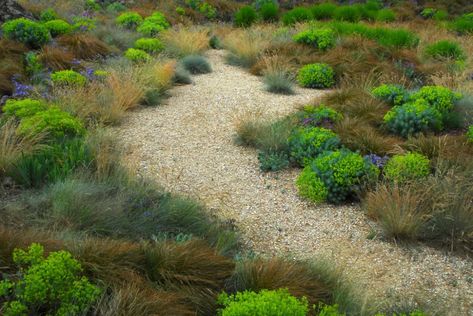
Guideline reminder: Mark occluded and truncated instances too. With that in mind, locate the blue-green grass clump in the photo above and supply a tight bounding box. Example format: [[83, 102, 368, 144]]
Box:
[[181, 55, 212, 74]]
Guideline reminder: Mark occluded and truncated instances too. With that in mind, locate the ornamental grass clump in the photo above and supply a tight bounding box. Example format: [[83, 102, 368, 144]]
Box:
[[424, 40, 466, 61], [297, 63, 335, 89], [51, 70, 87, 87], [293, 28, 335, 51], [451, 13, 473, 35], [116, 11, 143, 29], [234, 6, 257, 27], [2, 18, 51, 48], [310, 3, 337, 20], [371, 84, 408, 106], [282, 7, 312, 25], [333, 5, 362, 22], [376, 9, 396, 22], [297, 149, 378, 204], [383, 152, 430, 183], [468, 126, 473, 142], [180, 55, 212, 74], [259, 3, 279, 22], [288, 127, 340, 166]]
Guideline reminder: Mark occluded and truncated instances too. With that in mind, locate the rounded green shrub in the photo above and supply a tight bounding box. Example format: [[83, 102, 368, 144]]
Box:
[[43, 19, 72, 37], [2, 18, 50, 48], [376, 9, 396, 22], [3, 98, 48, 118], [297, 63, 335, 89], [259, 3, 279, 22], [384, 152, 430, 183], [298, 104, 342, 126], [293, 28, 335, 50], [289, 127, 340, 166], [451, 13, 473, 35], [383, 99, 443, 138], [40, 8, 59, 22], [51, 70, 87, 87], [18, 107, 85, 138], [0, 243, 101, 316], [134, 38, 164, 53], [217, 289, 309, 316], [310, 3, 337, 20], [371, 84, 408, 106], [334, 6, 362, 22], [137, 11, 170, 36], [72, 16, 96, 32], [420, 8, 436, 19], [424, 40, 466, 61], [298, 149, 378, 204], [124, 48, 151, 62], [467, 125, 473, 142], [410, 85, 462, 115], [234, 6, 257, 27], [116, 11, 143, 29], [282, 7, 312, 26]]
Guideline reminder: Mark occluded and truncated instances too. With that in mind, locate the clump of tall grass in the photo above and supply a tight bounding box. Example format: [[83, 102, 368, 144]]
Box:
[[222, 28, 272, 68], [161, 27, 209, 57], [180, 55, 212, 74], [260, 55, 295, 95]]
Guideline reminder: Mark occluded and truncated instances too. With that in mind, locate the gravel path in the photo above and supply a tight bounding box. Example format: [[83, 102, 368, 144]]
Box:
[[118, 50, 473, 314]]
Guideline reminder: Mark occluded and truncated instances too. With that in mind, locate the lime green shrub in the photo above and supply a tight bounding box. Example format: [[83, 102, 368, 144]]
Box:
[[289, 127, 340, 166], [51, 70, 87, 87], [234, 6, 257, 27], [297, 104, 342, 126], [297, 149, 378, 204], [293, 28, 335, 50], [424, 40, 466, 61], [371, 84, 408, 106], [2, 18, 51, 47], [25, 52, 43, 76], [282, 7, 312, 25], [451, 13, 473, 35], [134, 38, 164, 53], [384, 152, 430, 183], [376, 9, 396, 22], [43, 19, 72, 37], [217, 289, 309, 316], [18, 107, 85, 138], [334, 5, 361, 22], [3, 98, 48, 118], [116, 11, 143, 29], [383, 99, 443, 138], [259, 3, 279, 22], [124, 48, 151, 62], [468, 125, 473, 142], [72, 16, 96, 32], [0, 243, 101, 316], [410, 85, 462, 115], [40, 8, 58, 22], [420, 8, 436, 19], [85, 0, 100, 11], [297, 63, 335, 89], [137, 11, 170, 36], [310, 3, 337, 20]]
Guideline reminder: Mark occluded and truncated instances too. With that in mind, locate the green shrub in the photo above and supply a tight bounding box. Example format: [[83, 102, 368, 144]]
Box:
[[3, 98, 48, 119], [134, 37, 164, 53], [0, 243, 101, 316], [376, 9, 396, 22], [209, 35, 222, 49], [124, 48, 151, 62], [116, 11, 143, 29], [2, 18, 51, 48], [43, 19, 72, 37], [51, 70, 87, 87], [310, 3, 337, 20], [410, 85, 462, 115], [137, 11, 170, 36], [282, 7, 312, 25], [297, 63, 335, 89], [293, 28, 335, 50], [181, 55, 212, 74], [25, 52, 43, 76], [72, 16, 96, 32], [383, 99, 443, 138], [384, 152, 430, 183], [259, 3, 279, 22], [18, 107, 85, 139], [424, 40, 465, 61], [451, 13, 473, 35], [468, 125, 473, 142], [234, 6, 257, 27], [258, 151, 290, 172], [298, 149, 378, 203], [289, 127, 340, 166], [40, 8, 58, 22], [420, 8, 436, 19], [334, 6, 362, 22], [371, 84, 408, 106], [107, 2, 126, 12], [297, 104, 342, 126], [217, 289, 309, 316]]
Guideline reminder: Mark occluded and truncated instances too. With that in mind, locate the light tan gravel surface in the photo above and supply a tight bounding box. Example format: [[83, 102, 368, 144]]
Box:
[[118, 50, 473, 315]]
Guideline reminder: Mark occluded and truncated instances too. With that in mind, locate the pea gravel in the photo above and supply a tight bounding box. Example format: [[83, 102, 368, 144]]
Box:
[[118, 50, 473, 314]]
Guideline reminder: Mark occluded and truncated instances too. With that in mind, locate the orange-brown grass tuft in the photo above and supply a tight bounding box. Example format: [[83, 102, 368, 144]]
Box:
[[38, 45, 77, 71], [0, 39, 27, 94], [147, 60, 176, 93], [161, 27, 209, 57], [58, 34, 111, 60]]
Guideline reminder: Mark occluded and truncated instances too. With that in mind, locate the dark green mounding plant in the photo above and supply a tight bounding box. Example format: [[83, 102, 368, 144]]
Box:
[[180, 55, 212, 74], [43, 19, 73, 37], [410, 85, 462, 115], [297, 104, 342, 126], [51, 70, 87, 87], [293, 28, 335, 51], [288, 127, 340, 166], [259, 3, 279, 22], [383, 99, 443, 138], [451, 13, 473, 35], [137, 11, 170, 36], [0, 243, 101, 316], [310, 3, 337, 20], [424, 40, 466, 61], [282, 7, 312, 26], [383, 152, 430, 183], [297, 149, 378, 204], [234, 6, 258, 27], [116, 11, 143, 29], [134, 38, 164, 53], [217, 289, 309, 316], [124, 48, 151, 62], [371, 84, 408, 106], [2, 18, 51, 48], [297, 63, 335, 89]]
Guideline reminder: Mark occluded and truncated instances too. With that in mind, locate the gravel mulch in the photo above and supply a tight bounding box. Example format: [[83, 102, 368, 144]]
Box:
[[117, 50, 473, 314]]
